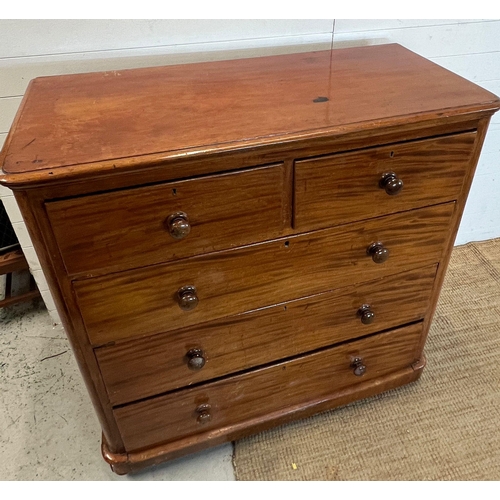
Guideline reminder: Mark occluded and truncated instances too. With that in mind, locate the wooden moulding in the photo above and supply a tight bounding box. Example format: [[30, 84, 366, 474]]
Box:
[[101, 358, 426, 475], [3, 44, 499, 168], [0, 248, 28, 274], [0, 115, 491, 193], [0, 248, 40, 308], [1, 43, 499, 190]]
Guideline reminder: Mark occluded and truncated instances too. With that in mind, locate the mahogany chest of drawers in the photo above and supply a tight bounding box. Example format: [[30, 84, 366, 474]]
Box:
[[1, 43, 499, 474]]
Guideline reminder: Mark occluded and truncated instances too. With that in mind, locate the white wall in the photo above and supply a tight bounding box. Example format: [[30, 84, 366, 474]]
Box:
[[1, 19, 499, 320]]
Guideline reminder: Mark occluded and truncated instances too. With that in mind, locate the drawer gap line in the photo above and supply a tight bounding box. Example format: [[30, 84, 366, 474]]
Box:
[[92, 263, 438, 350], [44, 161, 285, 203], [111, 318, 424, 409], [71, 201, 454, 283], [293, 128, 478, 162]]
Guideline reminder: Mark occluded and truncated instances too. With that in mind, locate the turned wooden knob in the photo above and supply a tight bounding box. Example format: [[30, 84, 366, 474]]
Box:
[[166, 212, 191, 240], [196, 404, 212, 424], [351, 357, 366, 376], [357, 304, 375, 325], [186, 348, 206, 370], [177, 285, 199, 311], [379, 171, 403, 195], [367, 242, 389, 264]]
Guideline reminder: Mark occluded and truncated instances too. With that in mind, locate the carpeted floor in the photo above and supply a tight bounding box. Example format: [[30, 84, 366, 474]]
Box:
[[233, 239, 500, 481]]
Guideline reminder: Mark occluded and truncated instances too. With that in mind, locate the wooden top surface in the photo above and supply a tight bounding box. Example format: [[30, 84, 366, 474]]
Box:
[[1, 43, 499, 176]]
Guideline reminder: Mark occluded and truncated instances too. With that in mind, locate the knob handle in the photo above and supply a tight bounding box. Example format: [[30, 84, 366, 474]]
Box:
[[357, 304, 375, 325], [186, 348, 206, 370], [367, 242, 390, 264], [351, 357, 366, 376], [379, 172, 403, 195], [177, 285, 199, 311], [166, 212, 191, 240], [195, 404, 212, 425]]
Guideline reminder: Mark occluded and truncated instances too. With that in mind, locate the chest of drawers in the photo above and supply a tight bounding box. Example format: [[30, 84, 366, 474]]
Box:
[[1, 43, 499, 474]]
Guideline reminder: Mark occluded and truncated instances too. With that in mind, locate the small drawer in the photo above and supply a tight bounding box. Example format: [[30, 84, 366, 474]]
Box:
[[294, 132, 475, 231], [113, 322, 423, 452], [46, 163, 286, 276], [75, 203, 454, 346], [96, 266, 436, 405]]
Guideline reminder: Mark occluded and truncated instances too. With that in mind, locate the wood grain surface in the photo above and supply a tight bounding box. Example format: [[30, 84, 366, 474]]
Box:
[[96, 265, 437, 405], [113, 322, 423, 452], [2, 43, 498, 474], [0, 116, 486, 190], [75, 203, 454, 346], [46, 163, 286, 276], [2, 44, 498, 176], [103, 361, 425, 474], [294, 132, 475, 231]]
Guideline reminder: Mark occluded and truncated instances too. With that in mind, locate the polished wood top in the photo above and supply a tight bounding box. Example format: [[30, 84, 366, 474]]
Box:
[[1, 43, 499, 177]]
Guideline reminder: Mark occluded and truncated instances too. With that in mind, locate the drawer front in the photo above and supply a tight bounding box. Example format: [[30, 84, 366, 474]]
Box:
[[294, 132, 475, 231], [76, 203, 453, 346], [46, 163, 286, 276], [114, 322, 423, 451], [97, 266, 437, 405]]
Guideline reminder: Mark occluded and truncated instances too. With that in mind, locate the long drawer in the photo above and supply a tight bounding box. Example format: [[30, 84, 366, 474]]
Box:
[[97, 266, 437, 405], [46, 163, 286, 276], [294, 132, 475, 231], [113, 322, 423, 452], [76, 203, 454, 346]]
